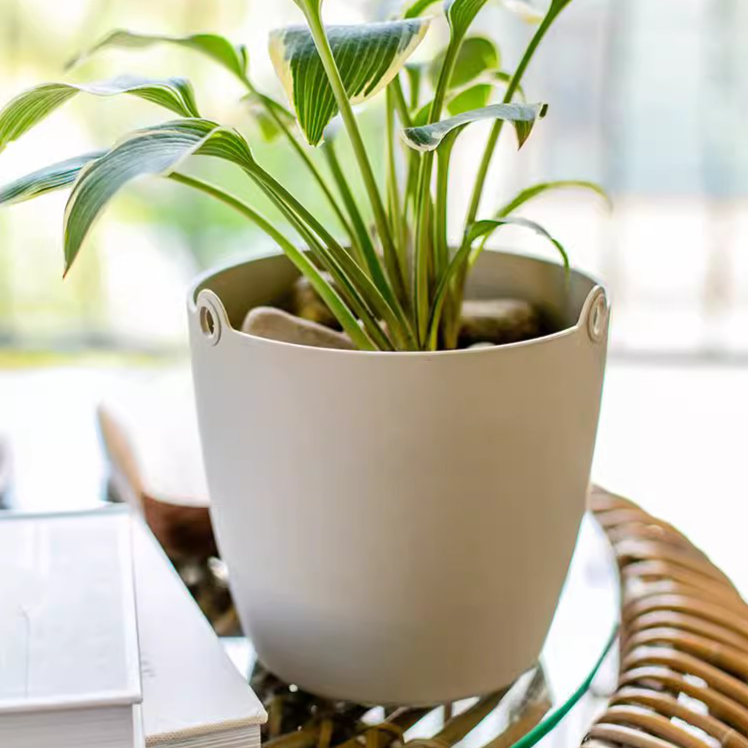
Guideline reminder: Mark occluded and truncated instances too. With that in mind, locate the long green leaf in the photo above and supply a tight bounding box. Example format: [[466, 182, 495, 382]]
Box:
[[63, 119, 253, 272], [67, 30, 250, 85], [463, 0, 577, 227], [167, 174, 376, 351], [0, 76, 200, 153], [402, 101, 547, 152], [467, 216, 569, 266], [496, 180, 612, 217], [0, 152, 105, 206], [269, 19, 430, 146], [426, 215, 567, 348]]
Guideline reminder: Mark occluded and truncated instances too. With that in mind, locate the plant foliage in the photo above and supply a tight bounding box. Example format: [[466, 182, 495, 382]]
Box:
[[0, 0, 609, 352]]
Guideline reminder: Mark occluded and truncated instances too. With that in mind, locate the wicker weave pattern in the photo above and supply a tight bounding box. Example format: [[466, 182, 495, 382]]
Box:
[[587, 487, 748, 748]]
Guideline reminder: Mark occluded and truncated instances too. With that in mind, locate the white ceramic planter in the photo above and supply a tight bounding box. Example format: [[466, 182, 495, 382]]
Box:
[[188, 250, 609, 705]]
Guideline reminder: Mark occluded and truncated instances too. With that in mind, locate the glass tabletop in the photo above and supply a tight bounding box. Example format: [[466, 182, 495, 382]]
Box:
[[222, 512, 620, 748]]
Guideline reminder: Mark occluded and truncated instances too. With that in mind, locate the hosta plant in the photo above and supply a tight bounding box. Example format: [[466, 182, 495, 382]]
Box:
[[0, 0, 607, 352]]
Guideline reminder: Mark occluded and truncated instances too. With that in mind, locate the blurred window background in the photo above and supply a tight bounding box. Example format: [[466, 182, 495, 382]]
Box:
[[1, 0, 746, 362]]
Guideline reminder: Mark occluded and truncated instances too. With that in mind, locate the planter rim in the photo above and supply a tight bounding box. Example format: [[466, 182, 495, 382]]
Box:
[[188, 248, 608, 359]]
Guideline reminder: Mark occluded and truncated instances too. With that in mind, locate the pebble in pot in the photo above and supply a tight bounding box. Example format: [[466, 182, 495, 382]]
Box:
[[458, 299, 541, 348], [242, 306, 355, 350], [286, 275, 340, 330]]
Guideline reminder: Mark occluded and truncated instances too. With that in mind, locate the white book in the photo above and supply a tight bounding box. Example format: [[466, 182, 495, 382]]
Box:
[[0, 508, 141, 748], [132, 517, 267, 747]]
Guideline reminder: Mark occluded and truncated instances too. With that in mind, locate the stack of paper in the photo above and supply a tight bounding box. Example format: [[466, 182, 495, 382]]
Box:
[[0, 510, 141, 748], [0, 508, 266, 748]]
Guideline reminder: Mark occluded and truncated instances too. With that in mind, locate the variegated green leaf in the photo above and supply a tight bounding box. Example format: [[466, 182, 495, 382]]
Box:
[[67, 30, 250, 85], [269, 19, 430, 146], [402, 101, 547, 152], [412, 72, 520, 124], [446, 0, 493, 40], [496, 180, 612, 217], [0, 75, 200, 153], [64, 119, 253, 272], [0, 152, 105, 206], [468, 216, 569, 266], [428, 36, 500, 90]]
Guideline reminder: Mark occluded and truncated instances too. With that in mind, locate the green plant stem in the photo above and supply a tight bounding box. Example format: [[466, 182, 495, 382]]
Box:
[[434, 135, 455, 279], [463, 10, 559, 229], [443, 6, 567, 349], [414, 39, 461, 345], [390, 76, 413, 128], [302, 9, 405, 304], [255, 177, 396, 351], [391, 76, 418, 257], [168, 173, 376, 350], [321, 139, 376, 272], [260, 96, 359, 249], [385, 87, 408, 288], [249, 164, 417, 350]]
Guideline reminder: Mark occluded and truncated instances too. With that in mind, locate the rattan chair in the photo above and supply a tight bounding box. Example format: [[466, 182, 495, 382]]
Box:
[[586, 487, 748, 748]]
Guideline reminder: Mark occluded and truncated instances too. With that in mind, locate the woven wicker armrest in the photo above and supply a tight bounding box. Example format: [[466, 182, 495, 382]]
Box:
[[585, 487, 748, 748]]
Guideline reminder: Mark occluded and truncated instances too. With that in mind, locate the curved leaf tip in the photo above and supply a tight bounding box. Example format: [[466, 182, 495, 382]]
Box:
[[0, 75, 200, 154], [67, 30, 250, 84], [63, 119, 254, 274], [468, 216, 569, 268], [401, 101, 547, 152]]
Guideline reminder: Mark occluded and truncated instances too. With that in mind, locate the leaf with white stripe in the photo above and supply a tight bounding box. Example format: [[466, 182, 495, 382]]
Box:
[[63, 119, 253, 272], [0, 75, 200, 153], [402, 101, 547, 151], [0, 152, 105, 206], [67, 30, 250, 85], [270, 19, 430, 146]]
